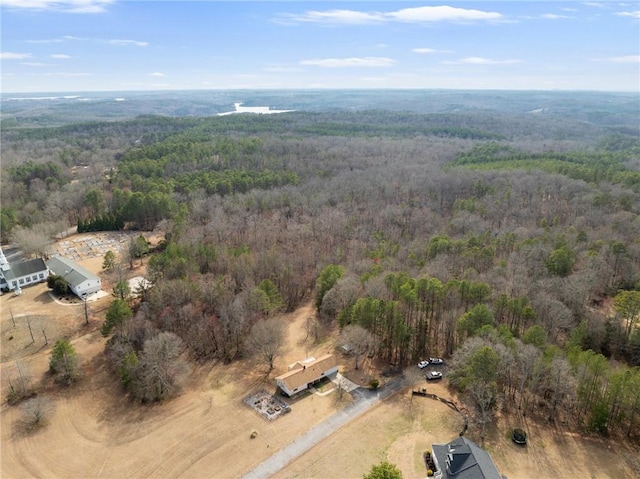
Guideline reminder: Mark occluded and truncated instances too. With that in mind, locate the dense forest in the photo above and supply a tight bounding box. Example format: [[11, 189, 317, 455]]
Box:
[[1, 90, 639, 439]]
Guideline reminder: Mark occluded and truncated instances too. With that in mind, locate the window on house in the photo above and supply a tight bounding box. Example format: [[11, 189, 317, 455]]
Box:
[[19, 279, 24, 284], [12, 281, 17, 287], [39, 273, 44, 279], [26, 277, 31, 283], [32, 275, 38, 281]]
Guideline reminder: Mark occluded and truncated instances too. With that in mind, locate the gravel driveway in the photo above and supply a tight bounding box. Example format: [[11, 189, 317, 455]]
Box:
[[241, 377, 404, 479]]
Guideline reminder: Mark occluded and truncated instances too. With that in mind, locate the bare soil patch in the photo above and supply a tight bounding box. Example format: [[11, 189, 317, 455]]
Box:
[[1, 230, 159, 363]]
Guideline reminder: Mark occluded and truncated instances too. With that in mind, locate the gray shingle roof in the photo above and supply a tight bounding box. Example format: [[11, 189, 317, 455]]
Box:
[[46, 256, 99, 287], [1, 258, 47, 282], [432, 437, 502, 479]]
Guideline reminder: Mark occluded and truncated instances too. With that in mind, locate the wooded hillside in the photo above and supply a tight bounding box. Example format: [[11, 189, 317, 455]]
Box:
[[2, 90, 639, 439]]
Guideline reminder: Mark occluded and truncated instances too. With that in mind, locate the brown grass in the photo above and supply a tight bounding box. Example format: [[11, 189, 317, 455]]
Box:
[[1, 232, 638, 479]]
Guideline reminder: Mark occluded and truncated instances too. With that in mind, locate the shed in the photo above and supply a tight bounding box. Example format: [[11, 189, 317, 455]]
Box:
[[46, 256, 102, 298]]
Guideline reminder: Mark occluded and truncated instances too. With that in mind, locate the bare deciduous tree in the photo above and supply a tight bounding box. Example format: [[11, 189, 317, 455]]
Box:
[[542, 357, 577, 423], [246, 317, 286, 372], [319, 275, 361, 321], [20, 395, 53, 431], [403, 365, 427, 409], [341, 324, 376, 370], [132, 332, 190, 402], [11, 224, 54, 258], [5, 361, 33, 404], [468, 380, 497, 444], [515, 343, 542, 410]]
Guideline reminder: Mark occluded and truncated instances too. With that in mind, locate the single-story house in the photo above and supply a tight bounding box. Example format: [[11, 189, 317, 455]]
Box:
[[46, 256, 102, 298], [430, 436, 504, 479], [275, 354, 339, 397], [0, 250, 48, 292]]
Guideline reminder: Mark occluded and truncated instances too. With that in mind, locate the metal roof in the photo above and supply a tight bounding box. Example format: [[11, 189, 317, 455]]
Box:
[[46, 256, 99, 287]]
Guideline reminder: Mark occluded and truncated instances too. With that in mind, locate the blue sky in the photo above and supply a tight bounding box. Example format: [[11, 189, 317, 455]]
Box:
[[1, 1, 638, 92]]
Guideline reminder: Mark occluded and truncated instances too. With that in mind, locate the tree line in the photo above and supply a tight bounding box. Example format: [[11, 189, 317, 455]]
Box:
[[2, 106, 639, 440]]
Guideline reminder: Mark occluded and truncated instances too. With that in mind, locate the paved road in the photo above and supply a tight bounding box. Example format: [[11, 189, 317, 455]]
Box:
[[241, 378, 404, 479]]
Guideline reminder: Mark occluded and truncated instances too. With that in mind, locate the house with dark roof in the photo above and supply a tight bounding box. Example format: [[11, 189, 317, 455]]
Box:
[[430, 436, 503, 479], [275, 354, 339, 397], [46, 256, 102, 298], [0, 247, 48, 292]]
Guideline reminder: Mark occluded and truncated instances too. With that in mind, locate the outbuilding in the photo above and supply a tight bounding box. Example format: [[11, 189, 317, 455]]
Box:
[[46, 255, 102, 298]]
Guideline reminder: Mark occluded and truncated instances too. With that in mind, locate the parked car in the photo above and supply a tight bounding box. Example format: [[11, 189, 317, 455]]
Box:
[[418, 360, 429, 369], [428, 357, 444, 365], [426, 371, 443, 380], [512, 428, 527, 445]]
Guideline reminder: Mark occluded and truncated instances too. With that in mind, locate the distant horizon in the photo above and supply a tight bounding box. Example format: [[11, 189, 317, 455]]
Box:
[[2, 87, 639, 97], [2, 1, 638, 93]]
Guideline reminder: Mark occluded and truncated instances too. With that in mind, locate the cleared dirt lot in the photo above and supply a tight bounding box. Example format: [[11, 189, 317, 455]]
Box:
[[0, 230, 153, 363], [1, 235, 638, 478]]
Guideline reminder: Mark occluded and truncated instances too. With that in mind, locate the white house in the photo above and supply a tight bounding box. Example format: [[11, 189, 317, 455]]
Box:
[[0, 246, 48, 292], [46, 256, 102, 298], [275, 354, 339, 397]]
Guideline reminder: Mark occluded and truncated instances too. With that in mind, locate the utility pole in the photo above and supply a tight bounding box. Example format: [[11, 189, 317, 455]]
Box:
[[83, 296, 89, 325], [26, 316, 35, 344]]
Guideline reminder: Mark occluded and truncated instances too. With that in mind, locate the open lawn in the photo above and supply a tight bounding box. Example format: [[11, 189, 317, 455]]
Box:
[[1, 232, 638, 478]]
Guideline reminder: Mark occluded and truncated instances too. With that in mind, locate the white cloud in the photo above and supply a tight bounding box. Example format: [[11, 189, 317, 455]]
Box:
[[31, 35, 149, 46], [616, 10, 640, 19], [264, 66, 303, 72], [51, 54, 71, 59], [388, 6, 503, 23], [150, 72, 166, 77], [592, 55, 640, 63], [300, 57, 396, 68], [283, 9, 383, 24], [1, 0, 113, 14], [26, 38, 64, 44], [1, 52, 32, 60], [21, 62, 54, 66], [583, 2, 605, 7], [541, 14, 571, 19], [444, 57, 523, 65], [280, 5, 503, 25], [109, 39, 149, 47], [412, 48, 454, 54], [562, 8, 579, 12]]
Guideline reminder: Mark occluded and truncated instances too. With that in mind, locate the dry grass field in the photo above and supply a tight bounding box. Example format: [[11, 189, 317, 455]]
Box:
[[1, 232, 638, 479]]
